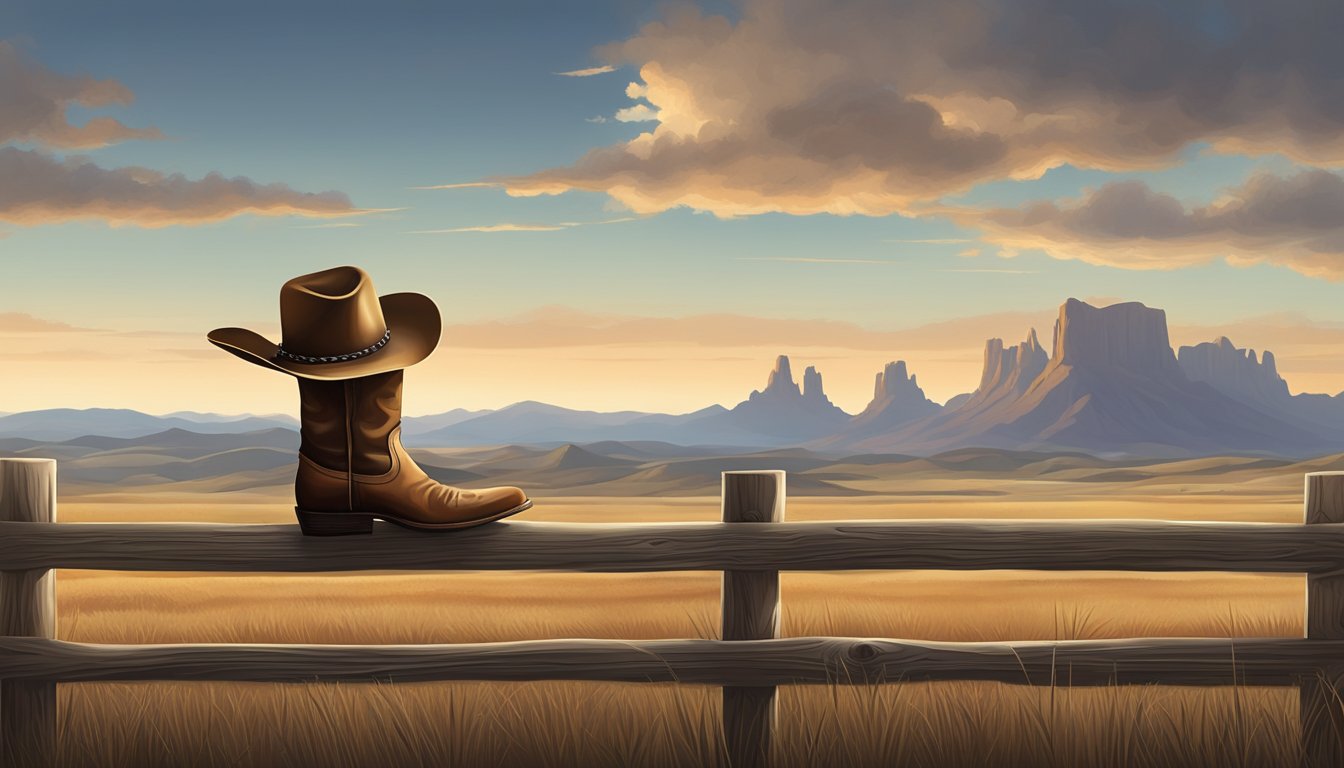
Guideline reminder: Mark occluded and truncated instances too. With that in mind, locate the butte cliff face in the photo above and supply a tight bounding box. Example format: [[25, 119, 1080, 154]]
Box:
[[1178, 338, 1291, 403], [1178, 336, 1344, 431], [974, 329, 1049, 408], [724, 355, 851, 440], [813, 361, 940, 447], [415, 300, 1342, 456], [868, 361, 940, 418], [822, 299, 1333, 457], [1051, 299, 1184, 379], [817, 328, 1044, 453]]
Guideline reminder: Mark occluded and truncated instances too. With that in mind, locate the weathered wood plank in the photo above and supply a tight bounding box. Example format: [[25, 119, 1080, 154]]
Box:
[[722, 470, 784, 768], [1, 459, 56, 768], [1302, 472, 1344, 767], [4, 519, 1344, 573], [0, 636, 1339, 687]]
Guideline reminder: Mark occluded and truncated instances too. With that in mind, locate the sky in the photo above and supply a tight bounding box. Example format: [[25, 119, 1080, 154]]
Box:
[[6, 0, 1344, 416]]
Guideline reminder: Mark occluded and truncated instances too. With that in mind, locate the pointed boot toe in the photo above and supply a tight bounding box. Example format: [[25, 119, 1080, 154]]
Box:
[[475, 485, 530, 517]]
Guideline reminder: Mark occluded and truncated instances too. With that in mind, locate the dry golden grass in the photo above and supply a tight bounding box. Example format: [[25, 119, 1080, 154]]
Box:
[[46, 488, 1318, 767], [57, 570, 1301, 645], [57, 681, 1300, 768]]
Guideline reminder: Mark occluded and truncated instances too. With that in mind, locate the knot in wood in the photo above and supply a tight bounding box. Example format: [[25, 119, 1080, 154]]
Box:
[[849, 642, 880, 662]]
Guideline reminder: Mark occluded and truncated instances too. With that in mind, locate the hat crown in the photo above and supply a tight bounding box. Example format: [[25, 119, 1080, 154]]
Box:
[[279, 266, 387, 358]]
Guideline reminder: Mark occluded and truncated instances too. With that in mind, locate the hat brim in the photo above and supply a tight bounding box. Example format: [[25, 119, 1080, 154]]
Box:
[[207, 292, 441, 380]]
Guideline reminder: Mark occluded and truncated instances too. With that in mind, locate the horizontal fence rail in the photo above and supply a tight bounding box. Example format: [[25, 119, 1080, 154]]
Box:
[[1, 636, 1342, 687], [3, 519, 1344, 573]]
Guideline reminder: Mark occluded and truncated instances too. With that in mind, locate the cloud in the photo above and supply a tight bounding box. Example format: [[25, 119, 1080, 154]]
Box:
[[0, 312, 99, 332], [0, 147, 359, 227], [151, 348, 221, 360], [409, 216, 637, 234], [613, 104, 659, 122], [0, 45, 365, 228], [2, 348, 119, 361], [0, 41, 161, 149], [585, 115, 609, 124], [555, 65, 616, 77], [440, 303, 1055, 352], [411, 223, 573, 233], [488, 0, 1344, 218], [433, 304, 1344, 400], [736, 256, 903, 265], [962, 169, 1344, 279], [410, 181, 502, 191]]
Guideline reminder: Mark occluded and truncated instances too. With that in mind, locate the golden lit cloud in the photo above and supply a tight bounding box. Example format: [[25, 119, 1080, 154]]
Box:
[[439, 304, 1054, 352], [0, 312, 98, 332], [9, 303, 1344, 415], [484, 1, 1344, 218], [613, 103, 658, 122], [409, 217, 636, 234], [554, 65, 616, 77], [409, 181, 502, 191]]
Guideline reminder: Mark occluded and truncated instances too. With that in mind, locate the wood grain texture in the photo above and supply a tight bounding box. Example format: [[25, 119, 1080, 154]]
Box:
[[724, 686, 775, 767], [0, 636, 1340, 686], [721, 471, 784, 768], [0, 459, 57, 525], [4, 519, 1344, 573], [1302, 473, 1344, 767], [0, 459, 56, 768], [721, 471, 784, 641], [1305, 473, 1344, 638]]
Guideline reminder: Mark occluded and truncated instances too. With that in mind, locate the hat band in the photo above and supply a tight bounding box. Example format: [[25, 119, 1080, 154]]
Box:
[[275, 329, 391, 364]]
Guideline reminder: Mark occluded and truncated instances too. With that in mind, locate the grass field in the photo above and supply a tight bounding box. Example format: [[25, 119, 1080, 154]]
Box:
[[46, 486, 1319, 767]]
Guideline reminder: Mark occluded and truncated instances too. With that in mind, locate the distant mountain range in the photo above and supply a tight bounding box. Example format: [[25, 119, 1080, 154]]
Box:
[[0, 409, 299, 441], [852, 300, 1334, 457], [6, 297, 1344, 458], [9, 425, 1344, 497]]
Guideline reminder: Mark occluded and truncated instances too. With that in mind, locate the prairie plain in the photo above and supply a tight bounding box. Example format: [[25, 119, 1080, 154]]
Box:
[[44, 460, 1323, 767]]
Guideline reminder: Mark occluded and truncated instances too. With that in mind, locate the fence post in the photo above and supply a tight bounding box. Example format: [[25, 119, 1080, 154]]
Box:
[[1, 458, 57, 768], [1302, 471, 1344, 768], [721, 470, 785, 768]]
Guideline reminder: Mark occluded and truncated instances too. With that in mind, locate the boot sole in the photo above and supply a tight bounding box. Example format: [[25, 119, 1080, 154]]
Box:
[[295, 499, 533, 536]]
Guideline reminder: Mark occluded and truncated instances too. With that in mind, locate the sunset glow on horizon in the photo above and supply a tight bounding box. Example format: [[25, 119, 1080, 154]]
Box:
[[8, 1, 1344, 417]]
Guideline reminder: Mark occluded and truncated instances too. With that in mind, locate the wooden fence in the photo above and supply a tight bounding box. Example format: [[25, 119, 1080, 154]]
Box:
[[3, 457, 1344, 767]]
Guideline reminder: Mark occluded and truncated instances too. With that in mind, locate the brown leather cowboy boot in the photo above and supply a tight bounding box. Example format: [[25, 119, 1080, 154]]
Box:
[[293, 368, 531, 535]]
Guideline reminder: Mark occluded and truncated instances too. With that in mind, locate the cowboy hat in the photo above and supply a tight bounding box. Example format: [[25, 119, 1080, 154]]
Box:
[[207, 265, 441, 380]]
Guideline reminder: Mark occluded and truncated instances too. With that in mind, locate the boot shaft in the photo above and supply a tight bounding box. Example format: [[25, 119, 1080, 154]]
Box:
[[296, 369, 404, 474], [292, 367, 532, 530]]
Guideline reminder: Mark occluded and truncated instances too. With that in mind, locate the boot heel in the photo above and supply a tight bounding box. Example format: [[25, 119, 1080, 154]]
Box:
[[295, 508, 375, 536]]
